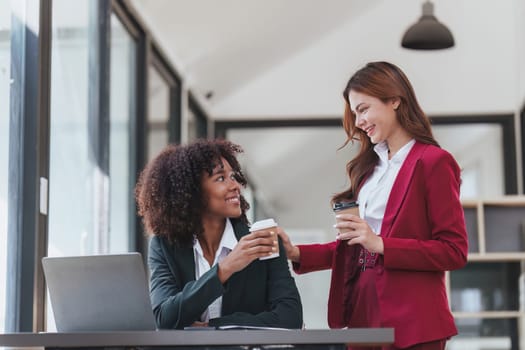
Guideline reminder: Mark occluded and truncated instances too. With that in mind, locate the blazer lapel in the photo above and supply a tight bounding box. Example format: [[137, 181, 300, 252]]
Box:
[[220, 219, 249, 314], [172, 243, 196, 284], [380, 142, 427, 237]]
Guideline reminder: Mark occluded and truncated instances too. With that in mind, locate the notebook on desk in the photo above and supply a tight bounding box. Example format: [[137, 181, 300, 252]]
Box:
[[42, 252, 157, 332]]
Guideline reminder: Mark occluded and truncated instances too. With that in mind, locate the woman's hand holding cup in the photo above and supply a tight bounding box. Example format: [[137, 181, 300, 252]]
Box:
[[275, 229, 300, 263], [333, 201, 384, 254], [218, 226, 278, 283], [249, 219, 280, 260]]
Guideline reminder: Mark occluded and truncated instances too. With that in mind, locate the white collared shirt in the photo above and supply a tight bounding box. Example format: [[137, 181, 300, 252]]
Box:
[[357, 139, 415, 235], [193, 218, 238, 322]]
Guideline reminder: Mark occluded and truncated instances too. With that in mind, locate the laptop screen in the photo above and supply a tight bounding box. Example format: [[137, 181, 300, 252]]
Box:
[[42, 253, 157, 332]]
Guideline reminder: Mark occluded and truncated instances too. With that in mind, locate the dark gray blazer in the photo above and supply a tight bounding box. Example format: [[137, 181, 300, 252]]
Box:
[[148, 218, 303, 329]]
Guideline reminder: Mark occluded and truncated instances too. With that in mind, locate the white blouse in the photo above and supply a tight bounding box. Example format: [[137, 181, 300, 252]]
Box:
[[357, 139, 415, 235], [193, 218, 237, 321]]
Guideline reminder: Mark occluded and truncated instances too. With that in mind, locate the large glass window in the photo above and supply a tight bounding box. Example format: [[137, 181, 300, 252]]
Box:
[[48, 0, 92, 258], [0, 0, 10, 332], [147, 64, 169, 160], [109, 14, 136, 252]]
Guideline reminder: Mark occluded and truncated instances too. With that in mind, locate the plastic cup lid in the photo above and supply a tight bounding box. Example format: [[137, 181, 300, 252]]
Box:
[[333, 201, 359, 212]]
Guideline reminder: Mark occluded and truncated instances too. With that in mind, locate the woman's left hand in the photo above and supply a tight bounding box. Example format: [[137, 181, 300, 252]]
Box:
[[335, 214, 384, 254]]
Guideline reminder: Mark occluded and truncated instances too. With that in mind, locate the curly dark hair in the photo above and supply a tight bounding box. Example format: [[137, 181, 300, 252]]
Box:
[[135, 139, 250, 246]]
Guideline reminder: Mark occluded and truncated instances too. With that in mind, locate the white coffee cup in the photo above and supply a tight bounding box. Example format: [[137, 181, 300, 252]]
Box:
[[250, 218, 279, 260]]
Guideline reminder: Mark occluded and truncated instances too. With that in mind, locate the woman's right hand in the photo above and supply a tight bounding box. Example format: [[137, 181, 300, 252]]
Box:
[[276, 227, 300, 263], [218, 229, 277, 283]]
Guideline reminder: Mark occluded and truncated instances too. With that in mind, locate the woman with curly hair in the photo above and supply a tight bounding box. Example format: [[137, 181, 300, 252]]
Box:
[[135, 139, 303, 330]]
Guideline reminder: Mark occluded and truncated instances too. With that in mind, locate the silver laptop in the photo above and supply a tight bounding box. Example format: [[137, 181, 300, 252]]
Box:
[[42, 252, 157, 332]]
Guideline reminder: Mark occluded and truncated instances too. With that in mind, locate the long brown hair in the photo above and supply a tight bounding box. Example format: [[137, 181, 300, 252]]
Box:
[[333, 61, 439, 203]]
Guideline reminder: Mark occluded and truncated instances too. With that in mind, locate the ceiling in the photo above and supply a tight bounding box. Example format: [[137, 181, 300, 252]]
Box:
[[127, 0, 524, 241], [130, 0, 525, 118]]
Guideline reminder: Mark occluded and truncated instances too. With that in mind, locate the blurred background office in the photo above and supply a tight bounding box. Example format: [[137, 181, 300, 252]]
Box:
[[1, 1, 525, 349]]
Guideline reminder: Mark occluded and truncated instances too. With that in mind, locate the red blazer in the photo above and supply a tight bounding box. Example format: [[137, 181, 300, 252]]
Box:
[[294, 142, 468, 348]]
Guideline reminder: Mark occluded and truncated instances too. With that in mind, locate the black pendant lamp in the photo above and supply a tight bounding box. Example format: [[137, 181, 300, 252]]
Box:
[[401, 1, 454, 50]]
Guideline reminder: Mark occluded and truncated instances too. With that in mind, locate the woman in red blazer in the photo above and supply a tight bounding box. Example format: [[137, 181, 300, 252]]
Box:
[[279, 62, 468, 350]]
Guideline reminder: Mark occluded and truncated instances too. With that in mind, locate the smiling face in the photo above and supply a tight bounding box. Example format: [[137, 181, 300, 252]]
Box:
[[349, 90, 402, 145], [201, 157, 242, 221]]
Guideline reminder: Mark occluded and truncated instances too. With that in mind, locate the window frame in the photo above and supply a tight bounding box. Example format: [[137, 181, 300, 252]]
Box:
[[6, 0, 52, 332]]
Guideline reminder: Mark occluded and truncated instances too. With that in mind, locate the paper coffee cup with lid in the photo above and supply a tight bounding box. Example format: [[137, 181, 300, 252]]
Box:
[[250, 218, 279, 260], [333, 201, 359, 234]]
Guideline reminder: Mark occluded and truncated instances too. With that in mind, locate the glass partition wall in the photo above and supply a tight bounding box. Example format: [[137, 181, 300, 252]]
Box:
[[433, 124, 505, 198]]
